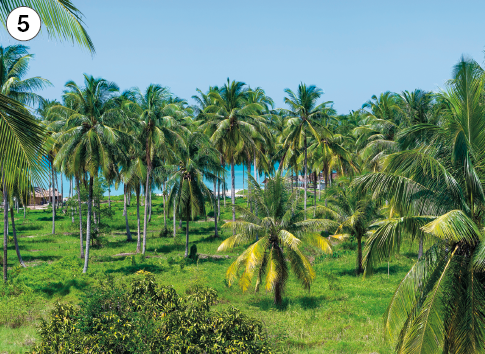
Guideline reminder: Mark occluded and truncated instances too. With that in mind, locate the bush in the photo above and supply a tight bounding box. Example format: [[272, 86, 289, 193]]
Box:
[[31, 272, 273, 353], [159, 227, 172, 238], [188, 244, 198, 262]]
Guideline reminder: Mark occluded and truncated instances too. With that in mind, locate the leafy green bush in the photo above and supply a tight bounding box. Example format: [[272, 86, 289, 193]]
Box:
[[31, 271, 273, 353]]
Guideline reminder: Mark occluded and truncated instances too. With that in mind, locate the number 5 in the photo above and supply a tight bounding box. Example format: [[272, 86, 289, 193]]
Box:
[[18, 15, 29, 32]]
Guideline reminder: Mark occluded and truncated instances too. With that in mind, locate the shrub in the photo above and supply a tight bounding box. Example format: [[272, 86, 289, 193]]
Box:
[[31, 272, 273, 353], [188, 244, 198, 262]]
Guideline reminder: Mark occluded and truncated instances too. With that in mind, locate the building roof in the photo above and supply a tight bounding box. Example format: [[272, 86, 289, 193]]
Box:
[[32, 187, 62, 198]]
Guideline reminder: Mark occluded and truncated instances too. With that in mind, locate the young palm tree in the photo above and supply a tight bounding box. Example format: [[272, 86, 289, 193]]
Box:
[[166, 132, 221, 257], [357, 57, 485, 353], [218, 171, 338, 305], [54, 74, 124, 273], [320, 179, 377, 274], [281, 83, 331, 219]]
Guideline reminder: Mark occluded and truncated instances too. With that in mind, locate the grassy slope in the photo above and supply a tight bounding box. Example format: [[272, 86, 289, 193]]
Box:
[[0, 194, 418, 353]]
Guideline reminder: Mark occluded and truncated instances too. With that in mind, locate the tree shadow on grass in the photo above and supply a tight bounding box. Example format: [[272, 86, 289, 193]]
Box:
[[36, 278, 89, 297], [105, 264, 164, 275], [102, 239, 133, 249], [146, 244, 184, 254], [16, 224, 43, 232], [337, 263, 408, 277], [402, 251, 418, 259], [298, 295, 327, 309], [251, 297, 290, 311], [20, 255, 62, 262], [37, 216, 65, 221]]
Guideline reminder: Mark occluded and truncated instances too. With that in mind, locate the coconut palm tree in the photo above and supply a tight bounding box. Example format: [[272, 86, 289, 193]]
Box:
[[38, 99, 65, 235], [356, 57, 485, 353], [281, 83, 331, 219], [54, 74, 124, 273], [166, 132, 221, 257], [1, 0, 94, 281], [123, 85, 187, 254], [205, 79, 270, 225], [319, 179, 377, 274], [218, 171, 339, 305]]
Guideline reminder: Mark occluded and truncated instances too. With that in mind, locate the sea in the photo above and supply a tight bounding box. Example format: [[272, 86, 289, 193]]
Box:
[[57, 164, 282, 197]]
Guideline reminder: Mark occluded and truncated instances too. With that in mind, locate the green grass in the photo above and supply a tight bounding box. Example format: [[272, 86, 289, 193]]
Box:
[[0, 195, 420, 353]]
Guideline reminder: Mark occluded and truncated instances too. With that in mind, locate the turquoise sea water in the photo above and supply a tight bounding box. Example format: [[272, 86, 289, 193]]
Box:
[[57, 164, 280, 197]]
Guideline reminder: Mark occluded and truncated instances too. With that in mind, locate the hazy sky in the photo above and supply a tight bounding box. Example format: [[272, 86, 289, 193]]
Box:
[[1, 0, 484, 114]]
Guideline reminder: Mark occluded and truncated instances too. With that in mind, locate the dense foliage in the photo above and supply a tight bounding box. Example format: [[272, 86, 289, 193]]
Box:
[[31, 271, 272, 354]]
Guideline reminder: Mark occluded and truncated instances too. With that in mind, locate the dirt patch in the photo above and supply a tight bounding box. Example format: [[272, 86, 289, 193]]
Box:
[[113, 252, 136, 257], [198, 254, 230, 260], [29, 249, 42, 252]]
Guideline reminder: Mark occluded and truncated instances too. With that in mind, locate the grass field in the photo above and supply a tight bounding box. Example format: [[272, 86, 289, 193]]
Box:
[[0, 194, 419, 353]]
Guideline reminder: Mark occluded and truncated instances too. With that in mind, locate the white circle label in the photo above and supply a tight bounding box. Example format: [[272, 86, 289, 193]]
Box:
[[6, 7, 41, 41]]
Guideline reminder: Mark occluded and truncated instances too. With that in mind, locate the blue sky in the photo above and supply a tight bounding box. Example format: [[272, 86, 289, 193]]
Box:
[[1, 0, 484, 114]]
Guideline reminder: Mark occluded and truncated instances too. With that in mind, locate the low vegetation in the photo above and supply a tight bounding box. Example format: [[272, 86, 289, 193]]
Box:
[[0, 195, 420, 353]]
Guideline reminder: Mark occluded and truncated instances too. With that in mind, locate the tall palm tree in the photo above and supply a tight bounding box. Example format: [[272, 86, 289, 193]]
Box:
[[166, 132, 220, 257], [192, 86, 223, 235], [1, 0, 94, 281], [357, 57, 485, 353], [218, 171, 338, 305], [54, 74, 123, 273], [205, 79, 270, 225], [281, 83, 331, 219], [123, 85, 186, 254], [38, 99, 65, 235]]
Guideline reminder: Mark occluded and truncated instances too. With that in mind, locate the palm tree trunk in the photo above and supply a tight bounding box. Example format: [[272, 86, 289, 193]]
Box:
[[313, 171, 317, 216], [231, 157, 236, 227], [185, 215, 190, 257], [127, 191, 131, 206], [319, 172, 322, 200], [52, 164, 56, 234], [214, 178, 218, 237], [3, 174, 8, 283], [274, 280, 282, 305], [242, 162, 245, 194], [93, 199, 97, 225], [357, 235, 363, 275], [247, 164, 251, 209], [304, 137, 308, 220], [76, 178, 84, 259], [173, 197, 176, 238], [23, 200, 26, 220], [163, 183, 167, 230], [142, 168, 150, 255], [148, 188, 152, 223], [10, 206, 25, 267], [136, 184, 141, 253], [82, 176, 94, 274], [324, 167, 328, 207], [124, 185, 132, 241], [217, 177, 221, 218], [418, 234, 424, 259], [61, 172, 63, 208], [108, 187, 111, 208], [70, 179, 74, 223]]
